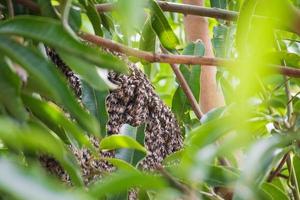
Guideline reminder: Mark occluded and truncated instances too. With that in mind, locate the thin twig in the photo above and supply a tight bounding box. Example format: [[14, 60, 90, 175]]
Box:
[[267, 153, 289, 182], [286, 154, 300, 200], [161, 47, 203, 119], [277, 173, 289, 179], [80, 33, 300, 78], [275, 34, 293, 125], [287, 91, 300, 105]]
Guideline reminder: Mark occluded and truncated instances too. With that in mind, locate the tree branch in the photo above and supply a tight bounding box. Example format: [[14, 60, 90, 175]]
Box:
[[14, 0, 300, 35], [267, 153, 289, 182], [161, 47, 203, 119], [80, 32, 300, 78], [95, 1, 238, 21]]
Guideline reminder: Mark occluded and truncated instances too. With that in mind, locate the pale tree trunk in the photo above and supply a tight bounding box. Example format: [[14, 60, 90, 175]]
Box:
[[182, 1, 233, 199], [182, 0, 225, 113]]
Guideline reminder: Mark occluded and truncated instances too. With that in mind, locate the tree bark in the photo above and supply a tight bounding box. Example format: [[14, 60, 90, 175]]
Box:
[[182, 0, 225, 113]]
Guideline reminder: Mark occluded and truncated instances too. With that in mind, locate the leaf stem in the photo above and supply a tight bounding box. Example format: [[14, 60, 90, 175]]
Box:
[[287, 154, 300, 200]]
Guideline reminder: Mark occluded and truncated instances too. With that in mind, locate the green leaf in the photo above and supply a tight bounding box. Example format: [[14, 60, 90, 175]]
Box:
[[100, 135, 147, 153], [0, 117, 83, 186], [22, 94, 96, 152], [36, 0, 57, 18], [58, 50, 117, 91], [0, 158, 92, 200], [205, 165, 239, 187], [163, 149, 184, 166], [139, 17, 156, 53], [210, 0, 227, 9], [89, 171, 167, 198], [0, 16, 128, 73], [0, 57, 28, 121], [212, 24, 235, 58], [79, 0, 103, 36], [187, 116, 233, 148], [0, 36, 99, 136], [200, 106, 226, 124], [103, 158, 138, 172], [139, 17, 156, 77], [116, 124, 137, 163], [233, 137, 293, 200], [294, 155, 300, 192], [172, 42, 204, 123], [261, 182, 289, 200], [131, 125, 146, 166], [149, 0, 179, 50], [81, 82, 109, 137]]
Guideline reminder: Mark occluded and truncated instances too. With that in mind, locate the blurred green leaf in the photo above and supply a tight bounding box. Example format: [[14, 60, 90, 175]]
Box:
[[140, 17, 156, 53], [100, 135, 147, 153], [0, 16, 128, 73], [89, 170, 167, 198], [103, 158, 138, 172], [234, 136, 293, 200], [205, 165, 239, 186], [0, 158, 91, 200], [294, 155, 300, 192], [187, 116, 233, 148], [0, 117, 83, 186], [22, 94, 96, 152], [0, 36, 99, 136], [58, 50, 117, 91], [149, 0, 179, 50], [0, 57, 28, 122], [261, 182, 289, 200]]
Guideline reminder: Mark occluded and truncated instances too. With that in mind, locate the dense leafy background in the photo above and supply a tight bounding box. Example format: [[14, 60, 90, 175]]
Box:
[[0, 0, 300, 199]]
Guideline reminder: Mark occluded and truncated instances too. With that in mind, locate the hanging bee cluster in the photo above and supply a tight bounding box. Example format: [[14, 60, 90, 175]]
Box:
[[41, 48, 183, 187], [106, 60, 183, 170], [45, 47, 82, 98]]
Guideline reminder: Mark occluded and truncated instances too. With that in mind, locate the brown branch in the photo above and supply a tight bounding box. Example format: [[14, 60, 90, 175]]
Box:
[[161, 47, 203, 119], [80, 32, 229, 66], [95, 1, 238, 21], [95, 1, 300, 36], [80, 32, 300, 78], [14, 0, 300, 35], [267, 153, 289, 182]]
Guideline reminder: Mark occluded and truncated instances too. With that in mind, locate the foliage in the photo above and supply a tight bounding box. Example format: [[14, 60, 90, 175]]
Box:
[[0, 0, 299, 200]]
